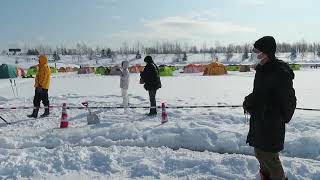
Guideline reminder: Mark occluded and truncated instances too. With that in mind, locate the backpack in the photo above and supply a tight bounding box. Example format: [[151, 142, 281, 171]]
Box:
[[277, 61, 296, 123], [281, 87, 296, 123]]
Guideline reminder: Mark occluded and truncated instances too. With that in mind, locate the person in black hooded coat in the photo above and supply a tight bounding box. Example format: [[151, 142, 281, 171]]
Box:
[[140, 56, 161, 115], [243, 36, 296, 180]]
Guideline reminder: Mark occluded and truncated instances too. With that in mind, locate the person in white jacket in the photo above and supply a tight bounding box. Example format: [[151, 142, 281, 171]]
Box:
[[120, 60, 129, 109]]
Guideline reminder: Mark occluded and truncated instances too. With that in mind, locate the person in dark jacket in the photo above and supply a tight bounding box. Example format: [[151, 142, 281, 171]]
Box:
[[243, 36, 296, 180], [140, 56, 161, 115]]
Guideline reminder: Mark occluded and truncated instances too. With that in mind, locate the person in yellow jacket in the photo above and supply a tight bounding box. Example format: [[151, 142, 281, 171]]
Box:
[[27, 55, 51, 118]]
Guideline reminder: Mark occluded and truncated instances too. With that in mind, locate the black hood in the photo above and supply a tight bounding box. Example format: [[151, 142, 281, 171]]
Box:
[[144, 56, 154, 64], [258, 59, 295, 80], [278, 60, 295, 80]]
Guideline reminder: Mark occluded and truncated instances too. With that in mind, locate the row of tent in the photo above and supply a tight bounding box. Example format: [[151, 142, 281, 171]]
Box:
[[146, 62, 234, 76], [77, 65, 143, 75], [0, 62, 302, 79], [25, 66, 129, 76], [0, 64, 69, 78], [182, 63, 251, 74], [20, 66, 129, 77], [94, 65, 146, 75], [55, 63, 300, 77], [26, 66, 60, 77], [78, 65, 176, 76], [0, 64, 50, 78], [57, 63, 301, 76], [144, 63, 229, 76], [78, 66, 131, 75], [182, 63, 301, 74]]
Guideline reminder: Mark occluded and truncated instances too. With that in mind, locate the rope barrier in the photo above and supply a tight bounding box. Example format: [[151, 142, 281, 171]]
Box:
[[1, 104, 320, 111], [0, 105, 242, 110], [296, 107, 320, 111], [0, 105, 61, 110]]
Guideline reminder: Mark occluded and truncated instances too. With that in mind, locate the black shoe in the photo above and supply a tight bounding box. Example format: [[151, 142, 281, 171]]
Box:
[[27, 109, 39, 118], [27, 114, 37, 118], [40, 108, 49, 118], [259, 169, 272, 180], [40, 112, 49, 118], [148, 108, 157, 116], [147, 112, 157, 116]]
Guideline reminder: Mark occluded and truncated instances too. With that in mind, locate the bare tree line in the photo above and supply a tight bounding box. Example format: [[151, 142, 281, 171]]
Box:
[[2, 40, 320, 56]]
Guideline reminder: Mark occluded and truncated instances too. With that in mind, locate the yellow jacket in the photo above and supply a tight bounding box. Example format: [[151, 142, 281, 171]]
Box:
[[35, 55, 51, 89]]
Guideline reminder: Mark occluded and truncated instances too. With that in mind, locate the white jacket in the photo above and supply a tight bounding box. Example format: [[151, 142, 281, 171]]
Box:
[[120, 61, 129, 89]]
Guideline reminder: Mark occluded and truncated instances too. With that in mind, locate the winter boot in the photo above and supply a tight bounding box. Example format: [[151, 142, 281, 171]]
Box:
[[259, 170, 270, 180], [259, 169, 287, 180], [147, 108, 157, 116], [27, 108, 39, 118], [40, 108, 50, 118]]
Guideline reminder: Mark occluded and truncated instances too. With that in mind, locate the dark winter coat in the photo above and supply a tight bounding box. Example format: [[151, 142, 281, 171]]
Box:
[[140, 62, 161, 91], [243, 58, 296, 153]]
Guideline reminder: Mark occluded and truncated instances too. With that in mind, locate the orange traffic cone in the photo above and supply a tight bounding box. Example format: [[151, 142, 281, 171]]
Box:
[[161, 102, 168, 124], [60, 103, 68, 128]]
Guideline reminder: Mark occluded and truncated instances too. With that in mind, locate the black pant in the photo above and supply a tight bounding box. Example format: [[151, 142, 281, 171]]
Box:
[[148, 90, 157, 113], [33, 89, 49, 108]]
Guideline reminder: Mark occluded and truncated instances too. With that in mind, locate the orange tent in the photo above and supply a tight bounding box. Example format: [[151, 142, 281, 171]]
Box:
[[67, 67, 76, 72], [59, 67, 76, 73], [129, 64, 145, 73], [78, 67, 94, 74], [58, 67, 66, 72], [183, 64, 205, 73], [203, 62, 227, 75]]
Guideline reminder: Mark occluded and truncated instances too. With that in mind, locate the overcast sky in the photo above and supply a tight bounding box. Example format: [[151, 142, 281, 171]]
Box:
[[0, 0, 319, 49]]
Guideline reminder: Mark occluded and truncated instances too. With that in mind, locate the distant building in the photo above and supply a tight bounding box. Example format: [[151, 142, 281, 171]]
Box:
[[8, 48, 22, 55]]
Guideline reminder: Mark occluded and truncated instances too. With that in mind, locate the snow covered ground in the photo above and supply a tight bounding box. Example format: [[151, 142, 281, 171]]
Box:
[[0, 55, 320, 179]]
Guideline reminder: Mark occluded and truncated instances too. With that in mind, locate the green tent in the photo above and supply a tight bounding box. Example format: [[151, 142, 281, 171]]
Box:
[[95, 66, 107, 75], [226, 65, 240, 71], [104, 67, 111, 75], [159, 66, 173, 76], [27, 67, 37, 77], [289, 64, 301, 71], [168, 66, 177, 71], [50, 67, 58, 73], [0, 64, 17, 78]]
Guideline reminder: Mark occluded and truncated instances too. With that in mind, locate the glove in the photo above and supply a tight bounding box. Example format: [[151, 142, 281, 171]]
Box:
[[243, 100, 249, 114], [36, 87, 44, 94], [243, 94, 253, 114]]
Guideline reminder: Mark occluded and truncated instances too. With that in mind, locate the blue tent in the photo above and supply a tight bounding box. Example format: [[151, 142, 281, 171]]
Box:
[[0, 64, 17, 78]]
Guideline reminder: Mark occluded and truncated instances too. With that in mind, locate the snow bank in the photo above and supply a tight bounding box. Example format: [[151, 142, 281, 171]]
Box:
[[1, 145, 320, 180]]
